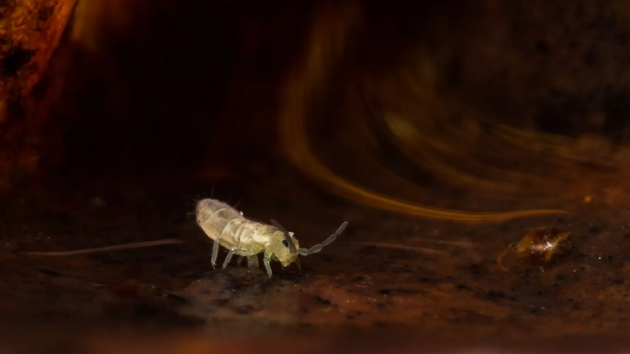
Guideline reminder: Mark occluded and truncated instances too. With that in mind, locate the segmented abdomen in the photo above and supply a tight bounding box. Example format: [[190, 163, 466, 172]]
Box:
[[195, 198, 273, 253]]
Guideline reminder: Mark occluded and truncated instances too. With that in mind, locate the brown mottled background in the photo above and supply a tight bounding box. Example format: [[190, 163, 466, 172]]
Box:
[[3, 1, 630, 353]]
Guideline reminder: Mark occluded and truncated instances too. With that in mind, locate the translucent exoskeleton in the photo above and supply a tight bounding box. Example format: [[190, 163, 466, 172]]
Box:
[[497, 227, 572, 272], [195, 198, 348, 278]]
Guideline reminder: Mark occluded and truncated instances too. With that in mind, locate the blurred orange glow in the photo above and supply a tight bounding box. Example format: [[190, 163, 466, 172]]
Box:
[[278, 0, 568, 222]]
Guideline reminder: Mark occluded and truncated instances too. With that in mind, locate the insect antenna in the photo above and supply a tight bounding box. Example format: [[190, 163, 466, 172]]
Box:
[[299, 221, 348, 256], [270, 219, 297, 254]]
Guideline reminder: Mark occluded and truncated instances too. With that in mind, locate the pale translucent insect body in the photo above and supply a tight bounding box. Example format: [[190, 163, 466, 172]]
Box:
[[195, 198, 348, 278]]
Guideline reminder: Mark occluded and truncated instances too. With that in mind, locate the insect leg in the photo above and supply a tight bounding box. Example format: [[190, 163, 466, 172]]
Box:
[[299, 221, 348, 256], [247, 255, 259, 268], [222, 249, 235, 269], [237, 256, 245, 266], [263, 251, 273, 278], [211, 240, 219, 268]]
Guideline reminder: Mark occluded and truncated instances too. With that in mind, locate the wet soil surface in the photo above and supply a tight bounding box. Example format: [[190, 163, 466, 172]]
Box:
[[2, 166, 630, 354], [6, 0, 630, 352]]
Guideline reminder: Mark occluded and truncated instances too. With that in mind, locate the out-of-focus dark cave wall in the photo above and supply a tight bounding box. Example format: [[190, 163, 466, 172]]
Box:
[[49, 0, 314, 184], [1, 0, 321, 191], [4, 0, 630, 198], [0, 0, 75, 189]]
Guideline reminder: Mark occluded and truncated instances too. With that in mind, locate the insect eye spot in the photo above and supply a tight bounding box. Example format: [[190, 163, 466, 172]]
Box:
[[282, 240, 289, 247]]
